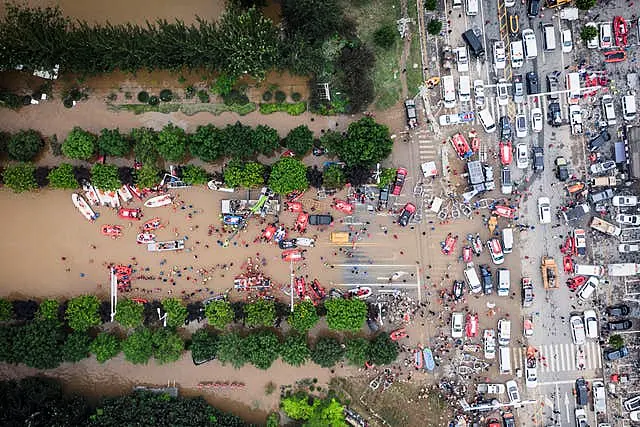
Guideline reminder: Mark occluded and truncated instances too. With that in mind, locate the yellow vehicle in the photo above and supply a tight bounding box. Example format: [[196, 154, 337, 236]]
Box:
[[546, 0, 571, 8], [330, 232, 350, 244], [541, 257, 559, 289]]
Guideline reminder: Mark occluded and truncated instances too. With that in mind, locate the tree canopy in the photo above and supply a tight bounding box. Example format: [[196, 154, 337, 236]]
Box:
[[152, 328, 184, 364], [48, 163, 78, 189], [345, 337, 370, 366], [181, 165, 208, 185], [130, 128, 159, 166], [122, 327, 154, 365], [61, 331, 92, 362], [90, 332, 121, 363], [279, 333, 310, 367], [216, 331, 247, 368], [288, 300, 319, 333], [91, 163, 121, 191], [162, 298, 188, 328], [281, 393, 347, 426], [330, 117, 393, 167], [284, 125, 314, 156], [2, 163, 37, 192], [7, 129, 44, 161], [114, 299, 144, 329], [97, 128, 130, 157], [190, 328, 218, 365], [62, 127, 96, 160], [205, 300, 235, 329], [156, 124, 187, 163], [324, 298, 367, 331], [223, 160, 265, 188], [65, 295, 101, 332], [244, 299, 276, 327], [252, 125, 280, 156], [188, 124, 224, 162], [311, 336, 344, 368], [135, 164, 161, 189], [268, 157, 309, 194], [12, 320, 64, 369], [243, 329, 280, 369], [368, 333, 398, 365]]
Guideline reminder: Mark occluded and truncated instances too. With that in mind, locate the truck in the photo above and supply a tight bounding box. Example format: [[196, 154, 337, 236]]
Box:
[[570, 105, 583, 135], [541, 257, 559, 289], [591, 176, 619, 187], [607, 263, 640, 276], [590, 217, 622, 237]]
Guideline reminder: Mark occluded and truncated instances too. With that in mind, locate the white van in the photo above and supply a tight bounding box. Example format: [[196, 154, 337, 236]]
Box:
[[542, 23, 556, 51], [502, 227, 513, 253], [574, 264, 605, 276], [478, 109, 496, 133], [497, 268, 511, 296], [623, 95, 637, 121], [458, 75, 471, 102], [602, 95, 617, 126], [523, 29, 538, 59], [294, 237, 315, 247], [466, 0, 478, 15], [442, 75, 457, 108], [566, 72, 581, 105], [499, 346, 512, 374], [510, 40, 524, 69], [498, 318, 511, 346], [464, 265, 482, 294]]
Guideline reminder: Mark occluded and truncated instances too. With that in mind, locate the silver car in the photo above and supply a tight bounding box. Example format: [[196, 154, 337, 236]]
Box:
[[497, 79, 509, 106], [515, 114, 528, 138]]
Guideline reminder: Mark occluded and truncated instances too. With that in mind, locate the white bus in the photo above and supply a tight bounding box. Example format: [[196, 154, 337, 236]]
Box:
[[566, 72, 581, 105], [442, 75, 457, 108], [510, 40, 524, 68]]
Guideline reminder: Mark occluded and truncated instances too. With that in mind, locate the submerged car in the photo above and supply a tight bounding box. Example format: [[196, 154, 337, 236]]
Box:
[[398, 203, 416, 227]]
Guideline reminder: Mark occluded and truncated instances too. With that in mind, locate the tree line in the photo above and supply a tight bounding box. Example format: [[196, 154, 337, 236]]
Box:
[[0, 296, 398, 372]]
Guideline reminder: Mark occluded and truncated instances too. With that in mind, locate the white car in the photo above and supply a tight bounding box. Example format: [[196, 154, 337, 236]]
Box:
[[457, 46, 469, 72], [439, 114, 462, 126], [590, 160, 617, 175], [494, 41, 507, 70], [506, 380, 521, 404], [451, 312, 464, 338], [483, 329, 496, 359], [477, 383, 505, 394], [613, 195, 638, 207], [531, 108, 543, 132], [575, 408, 588, 427], [538, 197, 551, 224], [584, 309, 599, 339], [486, 238, 505, 265], [561, 29, 573, 53], [585, 23, 599, 49], [516, 143, 528, 169], [570, 315, 586, 345], [525, 358, 538, 388], [600, 23, 612, 49], [574, 229, 587, 256], [497, 79, 509, 106], [602, 94, 617, 126], [593, 380, 606, 414], [619, 244, 640, 253], [632, 411, 640, 422], [570, 105, 583, 135], [515, 114, 528, 138], [616, 214, 640, 226], [474, 80, 486, 107], [577, 276, 598, 301]]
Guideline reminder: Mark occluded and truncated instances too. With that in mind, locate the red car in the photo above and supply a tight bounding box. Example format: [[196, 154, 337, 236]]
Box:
[[499, 141, 513, 166], [398, 202, 416, 226], [392, 168, 408, 196]]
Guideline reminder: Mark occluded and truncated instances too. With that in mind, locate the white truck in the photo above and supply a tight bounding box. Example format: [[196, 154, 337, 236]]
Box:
[[607, 263, 640, 276], [570, 105, 583, 135], [590, 217, 622, 237]]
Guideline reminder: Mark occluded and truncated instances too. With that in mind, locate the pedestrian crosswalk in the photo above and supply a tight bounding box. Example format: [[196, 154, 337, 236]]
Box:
[[512, 342, 602, 374], [415, 129, 439, 220]]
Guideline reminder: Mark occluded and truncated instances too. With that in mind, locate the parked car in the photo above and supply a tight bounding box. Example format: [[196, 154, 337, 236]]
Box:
[[604, 346, 629, 361], [548, 102, 562, 126], [616, 214, 640, 226], [398, 203, 416, 227], [547, 74, 560, 99], [500, 116, 512, 141], [516, 143, 528, 169], [474, 80, 486, 107], [607, 304, 630, 316], [608, 319, 633, 330], [483, 329, 496, 359], [538, 197, 551, 224], [391, 168, 407, 195], [532, 147, 544, 171], [590, 160, 617, 175], [531, 108, 543, 132], [309, 215, 333, 225], [570, 105, 584, 135], [439, 114, 462, 126], [451, 312, 464, 338], [589, 130, 611, 152], [526, 71, 539, 94], [575, 378, 588, 405], [577, 277, 598, 301], [493, 41, 506, 69], [513, 74, 525, 103], [593, 380, 606, 414], [561, 29, 573, 52], [584, 310, 598, 339], [506, 380, 521, 404], [525, 361, 538, 388], [555, 157, 569, 181], [457, 46, 469, 72], [378, 186, 389, 210], [600, 22, 613, 48], [574, 408, 588, 427], [602, 94, 617, 126], [486, 238, 505, 265], [515, 114, 528, 138], [589, 189, 614, 204], [497, 79, 509, 106], [574, 229, 587, 255], [480, 264, 493, 294], [405, 100, 418, 128], [619, 244, 640, 253], [570, 315, 586, 345], [612, 195, 638, 207], [624, 395, 640, 411]]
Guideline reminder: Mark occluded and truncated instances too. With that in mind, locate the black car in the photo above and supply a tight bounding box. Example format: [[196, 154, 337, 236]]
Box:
[[604, 346, 629, 361], [452, 280, 465, 300], [480, 264, 493, 295], [555, 157, 569, 181], [309, 214, 333, 225], [499, 116, 512, 142], [278, 239, 297, 250], [532, 147, 544, 171], [589, 130, 611, 152], [526, 72, 539, 94], [378, 186, 390, 210], [608, 320, 633, 331], [575, 378, 588, 406], [548, 102, 562, 126], [607, 304, 631, 316], [528, 0, 540, 17]]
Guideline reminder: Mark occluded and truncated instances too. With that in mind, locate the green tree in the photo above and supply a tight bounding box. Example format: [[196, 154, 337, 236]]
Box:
[[114, 299, 144, 329], [7, 129, 44, 161], [216, 331, 247, 368], [122, 328, 154, 364], [0, 299, 13, 321], [580, 25, 598, 43], [280, 333, 310, 366], [90, 332, 121, 363], [91, 163, 121, 191], [65, 295, 101, 332], [243, 329, 280, 370], [135, 164, 161, 189], [152, 328, 184, 364], [311, 336, 344, 368], [576, 0, 596, 9], [205, 300, 234, 329], [251, 125, 280, 156], [216, 7, 280, 78], [97, 128, 130, 157], [162, 298, 188, 328], [211, 73, 237, 96], [268, 157, 309, 194], [281, 0, 344, 44], [324, 298, 367, 331], [368, 333, 398, 365], [188, 124, 224, 162], [378, 167, 396, 188], [281, 394, 316, 420], [288, 300, 319, 333], [181, 165, 208, 185], [221, 121, 255, 159], [373, 24, 396, 49], [3, 162, 37, 192], [156, 123, 187, 163], [12, 320, 64, 369], [0, 326, 18, 363], [609, 334, 624, 350], [61, 331, 92, 362], [427, 19, 442, 36], [36, 299, 60, 322], [244, 300, 276, 327], [284, 125, 314, 156], [47, 163, 78, 189], [131, 128, 159, 165], [62, 127, 96, 160], [330, 117, 393, 167], [190, 328, 218, 364], [223, 160, 265, 188], [425, 0, 438, 10], [337, 45, 375, 113], [323, 164, 345, 189], [345, 337, 370, 366]]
